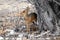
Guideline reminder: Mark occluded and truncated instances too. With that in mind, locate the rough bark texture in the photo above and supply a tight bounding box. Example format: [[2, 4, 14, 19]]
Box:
[[28, 0, 60, 34]]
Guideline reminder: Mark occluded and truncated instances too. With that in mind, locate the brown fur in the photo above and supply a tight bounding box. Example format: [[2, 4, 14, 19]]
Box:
[[21, 7, 37, 33]]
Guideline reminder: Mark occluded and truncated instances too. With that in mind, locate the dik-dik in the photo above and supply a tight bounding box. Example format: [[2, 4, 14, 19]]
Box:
[[20, 7, 37, 33]]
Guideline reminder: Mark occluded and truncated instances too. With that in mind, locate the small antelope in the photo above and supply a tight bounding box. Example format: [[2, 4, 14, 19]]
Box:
[[20, 7, 37, 33]]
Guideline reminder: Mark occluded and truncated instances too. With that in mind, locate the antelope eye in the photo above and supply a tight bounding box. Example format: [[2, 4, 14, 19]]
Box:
[[23, 10, 25, 13]]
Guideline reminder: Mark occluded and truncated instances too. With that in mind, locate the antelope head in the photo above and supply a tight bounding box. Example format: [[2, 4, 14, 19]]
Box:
[[20, 7, 29, 17]]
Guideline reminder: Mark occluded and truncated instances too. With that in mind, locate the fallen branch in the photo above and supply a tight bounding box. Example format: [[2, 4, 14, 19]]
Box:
[[34, 31, 50, 37]]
